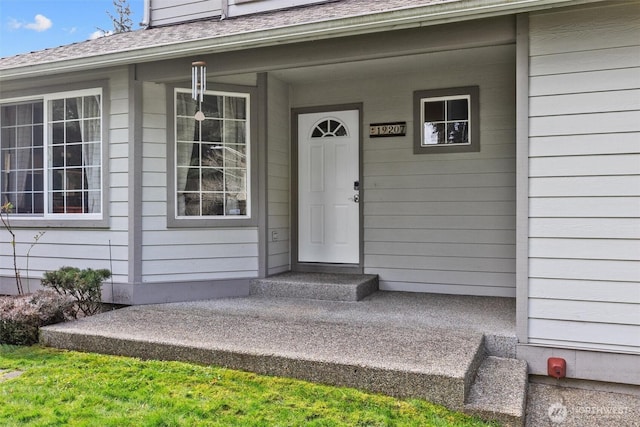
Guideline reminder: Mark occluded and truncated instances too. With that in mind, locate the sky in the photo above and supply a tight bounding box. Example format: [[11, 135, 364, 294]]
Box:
[[0, 0, 145, 58]]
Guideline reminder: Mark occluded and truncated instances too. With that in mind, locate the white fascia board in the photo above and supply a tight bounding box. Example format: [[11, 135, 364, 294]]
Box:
[[0, 0, 604, 80]]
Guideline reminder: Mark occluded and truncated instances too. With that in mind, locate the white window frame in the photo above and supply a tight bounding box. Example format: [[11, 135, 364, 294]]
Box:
[[413, 86, 480, 154], [0, 88, 104, 221], [420, 94, 471, 146], [173, 88, 251, 220]]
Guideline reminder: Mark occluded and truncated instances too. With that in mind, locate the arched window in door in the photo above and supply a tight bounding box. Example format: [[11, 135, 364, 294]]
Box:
[[311, 118, 348, 138]]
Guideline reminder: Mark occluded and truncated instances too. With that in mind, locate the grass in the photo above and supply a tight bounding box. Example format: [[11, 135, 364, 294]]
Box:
[[0, 345, 499, 427]]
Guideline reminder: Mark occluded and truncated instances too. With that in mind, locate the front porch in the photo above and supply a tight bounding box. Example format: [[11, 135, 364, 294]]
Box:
[[41, 273, 526, 426]]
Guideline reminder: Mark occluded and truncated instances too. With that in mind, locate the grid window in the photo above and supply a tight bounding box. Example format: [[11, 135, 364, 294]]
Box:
[[0, 89, 102, 217], [48, 94, 102, 214], [421, 96, 470, 145], [0, 101, 44, 214], [413, 86, 479, 154], [175, 89, 249, 218]]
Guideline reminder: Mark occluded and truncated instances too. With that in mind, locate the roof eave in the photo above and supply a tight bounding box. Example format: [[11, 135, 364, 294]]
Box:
[[0, 0, 604, 80]]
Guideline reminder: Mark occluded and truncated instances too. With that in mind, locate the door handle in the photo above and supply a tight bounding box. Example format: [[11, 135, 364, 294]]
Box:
[[348, 194, 360, 203]]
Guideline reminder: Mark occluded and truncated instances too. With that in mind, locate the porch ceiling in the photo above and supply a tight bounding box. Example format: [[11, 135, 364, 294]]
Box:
[[269, 43, 514, 85]]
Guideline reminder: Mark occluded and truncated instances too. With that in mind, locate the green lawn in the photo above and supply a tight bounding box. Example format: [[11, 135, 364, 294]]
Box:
[[0, 345, 497, 426]]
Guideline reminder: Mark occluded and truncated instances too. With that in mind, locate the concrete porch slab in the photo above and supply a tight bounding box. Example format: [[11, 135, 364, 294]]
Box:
[[40, 291, 522, 424]]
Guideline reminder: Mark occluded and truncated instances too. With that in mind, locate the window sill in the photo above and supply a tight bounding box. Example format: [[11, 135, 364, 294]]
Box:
[[167, 216, 257, 228], [5, 216, 108, 229]]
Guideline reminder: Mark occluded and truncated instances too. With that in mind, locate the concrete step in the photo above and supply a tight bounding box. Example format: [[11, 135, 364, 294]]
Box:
[[250, 272, 378, 301], [464, 355, 529, 427]]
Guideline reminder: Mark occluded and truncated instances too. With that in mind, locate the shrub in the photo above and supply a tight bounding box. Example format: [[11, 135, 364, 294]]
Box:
[[41, 267, 112, 318], [0, 291, 74, 345]]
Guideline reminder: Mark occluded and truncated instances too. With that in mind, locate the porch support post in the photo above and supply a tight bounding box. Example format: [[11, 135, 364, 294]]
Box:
[[515, 13, 530, 344], [257, 72, 268, 278], [128, 64, 143, 286]]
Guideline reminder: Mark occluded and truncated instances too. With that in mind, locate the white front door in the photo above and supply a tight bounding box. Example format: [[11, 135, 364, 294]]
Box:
[[298, 110, 360, 264]]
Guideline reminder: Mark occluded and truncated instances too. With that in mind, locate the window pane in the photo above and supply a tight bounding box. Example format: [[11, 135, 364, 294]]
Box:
[[177, 118, 199, 141], [225, 145, 246, 169], [17, 127, 32, 148], [202, 95, 223, 118], [84, 167, 100, 191], [225, 170, 245, 192], [202, 144, 223, 167], [447, 122, 469, 144], [176, 92, 194, 116], [424, 101, 444, 121], [33, 147, 43, 169], [1, 128, 15, 149], [83, 120, 101, 142], [51, 170, 64, 190], [16, 104, 33, 125], [183, 192, 201, 216], [202, 168, 223, 191], [423, 122, 445, 145], [33, 102, 43, 123], [33, 193, 44, 213], [24, 173, 34, 191], [176, 166, 191, 191], [202, 193, 224, 216], [15, 148, 31, 170], [51, 192, 63, 212], [2, 105, 16, 126], [201, 119, 221, 142], [86, 190, 101, 213], [225, 97, 245, 120], [66, 169, 84, 190], [447, 99, 468, 120], [1, 150, 10, 170], [83, 96, 100, 118], [67, 144, 82, 167], [225, 121, 246, 144], [7, 171, 17, 192], [226, 193, 246, 215], [52, 122, 64, 144], [64, 192, 83, 213], [52, 146, 64, 167], [51, 99, 65, 121], [65, 97, 81, 120], [184, 167, 201, 192], [32, 169, 43, 191], [176, 142, 196, 167], [33, 125, 43, 146], [83, 143, 100, 167], [66, 121, 82, 143]]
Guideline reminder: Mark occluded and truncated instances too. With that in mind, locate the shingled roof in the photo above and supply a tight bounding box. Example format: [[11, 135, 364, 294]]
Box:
[[0, 0, 446, 71], [0, 0, 596, 76]]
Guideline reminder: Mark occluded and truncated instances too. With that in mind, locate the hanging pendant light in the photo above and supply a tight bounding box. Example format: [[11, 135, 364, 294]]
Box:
[[191, 60, 206, 122]]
